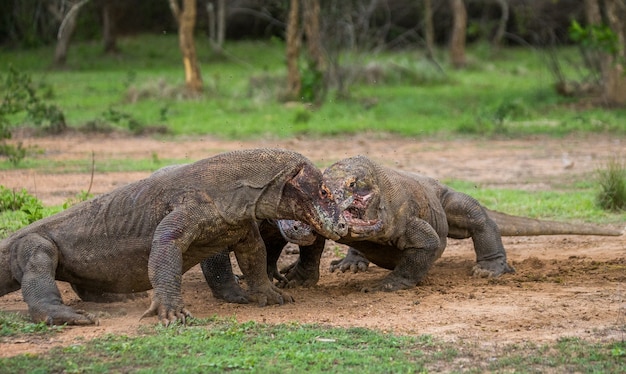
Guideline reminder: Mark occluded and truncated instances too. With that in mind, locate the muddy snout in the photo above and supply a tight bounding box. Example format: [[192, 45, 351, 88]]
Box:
[[313, 202, 348, 240]]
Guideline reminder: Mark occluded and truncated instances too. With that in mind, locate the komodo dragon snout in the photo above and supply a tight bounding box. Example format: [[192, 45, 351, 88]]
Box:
[[279, 163, 348, 240]]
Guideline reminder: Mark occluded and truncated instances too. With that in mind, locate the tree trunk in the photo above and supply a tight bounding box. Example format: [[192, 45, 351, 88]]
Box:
[[602, 0, 626, 105], [584, 0, 601, 25], [492, 0, 509, 48], [206, 0, 225, 54], [302, 0, 324, 70], [170, 0, 203, 94], [54, 0, 91, 67], [449, 0, 467, 69], [423, 0, 435, 58], [216, 0, 225, 50], [286, 0, 301, 100], [102, 1, 118, 54]]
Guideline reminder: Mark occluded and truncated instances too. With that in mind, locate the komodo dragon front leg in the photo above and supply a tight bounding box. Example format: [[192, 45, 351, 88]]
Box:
[[142, 210, 293, 325], [358, 218, 445, 292]]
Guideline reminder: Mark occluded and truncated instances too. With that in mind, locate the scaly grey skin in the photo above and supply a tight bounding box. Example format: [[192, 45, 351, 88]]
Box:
[[0, 149, 347, 326], [200, 219, 322, 303], [270, 156, 622, 293]]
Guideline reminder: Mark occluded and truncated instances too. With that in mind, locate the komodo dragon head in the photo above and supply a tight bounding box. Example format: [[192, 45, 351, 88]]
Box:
[[271, 158, 348, 241], [322, 156, 384, 238], [275, 219, 318, 246]]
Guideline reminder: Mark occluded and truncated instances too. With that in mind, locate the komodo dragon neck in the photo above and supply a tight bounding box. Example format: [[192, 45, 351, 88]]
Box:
[[186, 149, 306, 224]]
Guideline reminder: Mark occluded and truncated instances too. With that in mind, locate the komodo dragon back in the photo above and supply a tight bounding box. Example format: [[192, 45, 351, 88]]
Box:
[[487, 209, 623, 236]]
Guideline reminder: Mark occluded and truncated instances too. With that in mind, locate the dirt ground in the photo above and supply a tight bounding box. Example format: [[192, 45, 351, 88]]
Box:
[[0, 133, 624, 358]]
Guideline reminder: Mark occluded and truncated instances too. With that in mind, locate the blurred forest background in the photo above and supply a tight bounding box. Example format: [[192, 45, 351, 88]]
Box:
[[2, 0, 625, 102], [0, 0, 625, 152]]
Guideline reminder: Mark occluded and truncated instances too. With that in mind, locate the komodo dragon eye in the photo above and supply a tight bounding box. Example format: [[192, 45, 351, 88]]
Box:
[[348, 180, 356, 188], [320, 185, 331, 198]]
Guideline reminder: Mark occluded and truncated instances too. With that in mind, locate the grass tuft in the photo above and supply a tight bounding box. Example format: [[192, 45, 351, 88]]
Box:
[[596, 157, 626, 211]]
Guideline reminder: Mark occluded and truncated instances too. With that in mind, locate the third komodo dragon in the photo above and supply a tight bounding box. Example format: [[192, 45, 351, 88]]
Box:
[[0, 149, 347, 325]]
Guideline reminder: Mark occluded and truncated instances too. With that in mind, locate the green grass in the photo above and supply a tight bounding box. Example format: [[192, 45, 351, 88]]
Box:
[[447, 180, 626, 224], [0, 311, 63, 337], [1, 36, 625, 138], [1, 314, 624, 373], [0, 156, 186, 173]]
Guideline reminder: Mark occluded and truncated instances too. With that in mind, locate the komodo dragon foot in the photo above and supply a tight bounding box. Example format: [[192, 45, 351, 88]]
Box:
[[278, 259, 319, 288], [472, 256, 515, 278], [360, 274, 417, 293], [140, 298, 193, 326], [329, 248, 370, 274], [247, 283, 294, 306], [31, 304, 99, 326]]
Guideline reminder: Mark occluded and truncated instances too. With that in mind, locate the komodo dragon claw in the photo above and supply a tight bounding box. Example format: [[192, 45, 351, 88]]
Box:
[[330, 249, 370, 273], [42, 308, 99, 326], [140, 300, 193, 326]]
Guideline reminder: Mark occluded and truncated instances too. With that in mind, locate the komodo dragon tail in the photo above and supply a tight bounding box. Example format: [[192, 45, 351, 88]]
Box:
[[486, 210, 623, 236]]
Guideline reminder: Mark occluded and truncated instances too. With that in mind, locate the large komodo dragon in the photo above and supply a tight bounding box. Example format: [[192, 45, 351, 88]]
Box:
[[0, 149, 348, 325], [267, 155, 623, 292]]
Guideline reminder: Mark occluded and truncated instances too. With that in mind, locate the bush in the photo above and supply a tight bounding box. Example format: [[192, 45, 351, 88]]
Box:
[[0, 185, 44, 223], [596, 158, 626, 211]]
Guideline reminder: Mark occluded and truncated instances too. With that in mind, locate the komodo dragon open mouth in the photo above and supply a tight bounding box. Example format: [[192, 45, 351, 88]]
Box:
[[340, 192, 383, 238]]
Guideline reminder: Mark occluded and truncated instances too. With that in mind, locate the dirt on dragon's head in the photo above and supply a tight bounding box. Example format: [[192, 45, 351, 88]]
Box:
[[322, 156, 384, 239]]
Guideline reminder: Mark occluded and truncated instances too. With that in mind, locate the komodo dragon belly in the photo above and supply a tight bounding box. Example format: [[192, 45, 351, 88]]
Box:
[[346, 241, 402, 270]]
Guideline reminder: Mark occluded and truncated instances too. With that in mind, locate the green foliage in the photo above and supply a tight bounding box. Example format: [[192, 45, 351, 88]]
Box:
[[1, 318, 624, 373], [102, 107, 144, 134], [62, 190, 94, 210], [0, 66, 66, 134], [0, 141, 27, 166], [0, 67, 66, 164], [596, 157, 626, 211], [0, 185, 44, 223], [299, 60, 325, 103], [446, 179, 626, 223], [0, 311, 61, 337], [0, 37, 624, 139], [569, 20, 620, 55]]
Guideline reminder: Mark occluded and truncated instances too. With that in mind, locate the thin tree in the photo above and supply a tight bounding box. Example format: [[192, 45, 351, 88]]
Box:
[[449, 0, 467, 69], [102, 0, 119, 54], [169, 0, 203, 94], [584, 0, 626, 105], [302, 0, 324, 71], [206, 0, 226, 54], [492, 0, 509, 48], [602, 0, 626, 105], [423, 0, 435, 59], [285, 0, 301, 100], [54, 0, 92, 66]]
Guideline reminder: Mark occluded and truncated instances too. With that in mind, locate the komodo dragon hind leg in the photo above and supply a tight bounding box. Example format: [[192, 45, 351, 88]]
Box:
[[278, 235, 326, 288], [442, 190, 515, 277], [14, 234, 97, 325], [200, 251, 250, 304]]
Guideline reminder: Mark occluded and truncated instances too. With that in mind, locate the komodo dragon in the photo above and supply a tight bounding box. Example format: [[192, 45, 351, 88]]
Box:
[[200, 219, 322, 303], [266, 155, 623, 292], [0, 149, 347, 325]]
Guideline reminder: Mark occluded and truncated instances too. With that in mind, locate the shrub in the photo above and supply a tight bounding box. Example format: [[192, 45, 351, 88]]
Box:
[[596, 157, 626, 211], [0, 185, 44, 223]]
